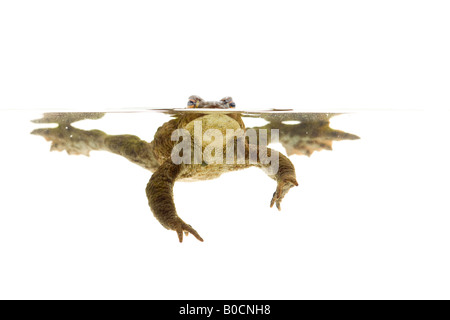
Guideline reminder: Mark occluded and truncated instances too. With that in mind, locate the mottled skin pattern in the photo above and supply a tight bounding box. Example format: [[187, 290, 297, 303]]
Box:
[[32, 98, 359, 242]]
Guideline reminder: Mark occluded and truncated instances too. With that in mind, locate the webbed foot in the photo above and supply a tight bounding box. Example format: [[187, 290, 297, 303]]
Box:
[[169, 218, 204, 243], [31, 125, 106, 156]]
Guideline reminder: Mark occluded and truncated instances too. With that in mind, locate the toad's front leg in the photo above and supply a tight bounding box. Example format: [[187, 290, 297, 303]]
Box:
[[146, 161, 203, 243], [270, 175, 298, 211], [269, 149, 299, 210], [253, 146, 298, 210]]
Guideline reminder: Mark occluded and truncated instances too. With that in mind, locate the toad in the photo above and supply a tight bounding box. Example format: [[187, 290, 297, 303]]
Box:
[[32, 96, 359, 242], [31, 96, 298, 242]]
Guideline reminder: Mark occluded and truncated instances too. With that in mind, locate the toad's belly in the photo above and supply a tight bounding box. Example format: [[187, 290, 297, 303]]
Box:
[[178, 163, 250, 182], [184, 114, 242, 149]]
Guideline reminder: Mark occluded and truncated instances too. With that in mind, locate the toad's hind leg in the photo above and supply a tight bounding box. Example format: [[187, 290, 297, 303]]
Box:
[[145, 160, 203, 243], [32, 124, 160, 172], [104, 135, 160, 171]]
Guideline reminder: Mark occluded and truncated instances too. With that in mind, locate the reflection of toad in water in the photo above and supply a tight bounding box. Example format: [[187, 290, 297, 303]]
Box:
[[31, 96, 359, 242]]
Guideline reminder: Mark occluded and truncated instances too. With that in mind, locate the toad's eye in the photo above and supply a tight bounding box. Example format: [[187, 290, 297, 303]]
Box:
[[187, 100, 196, 108], [220, 97, 235, 108]]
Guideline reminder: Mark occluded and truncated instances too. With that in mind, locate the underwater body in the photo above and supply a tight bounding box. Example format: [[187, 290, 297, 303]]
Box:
[[30, 97, 360, 242]]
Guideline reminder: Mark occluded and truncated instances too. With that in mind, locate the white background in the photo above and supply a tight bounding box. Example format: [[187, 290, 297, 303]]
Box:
[[0, 0, 449, 299]]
